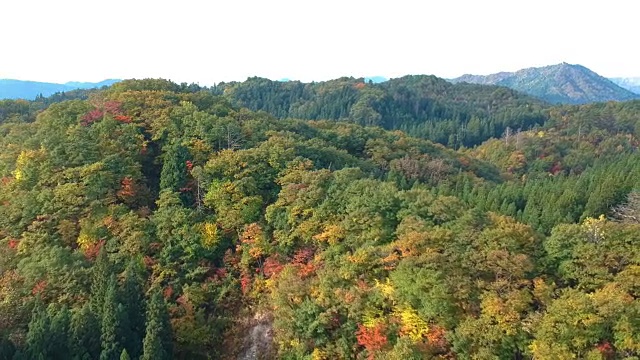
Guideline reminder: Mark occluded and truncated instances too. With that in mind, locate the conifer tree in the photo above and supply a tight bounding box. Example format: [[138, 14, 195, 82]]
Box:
[[121, 258, 145, 358], [91, 247, 111, 318], [119, 349, 131, 360], [100, 275, 123, 360], [47, 304, 70, 359], [159, 143, 189, 192], [25, 299, 49, 360], [141, 287, 173, 360], [69, 303, 101, 360]]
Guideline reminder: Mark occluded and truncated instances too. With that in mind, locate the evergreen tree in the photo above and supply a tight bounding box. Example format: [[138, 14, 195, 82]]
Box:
[[141, 287, 173, 360], [119, 349, 131, 360], [100, 275, 123, 360], [159, 143, 189, 192], [121, 258, 145, 358], [69, 303, 101, 360], [24, 299, 49, 360], [91, 247, 111, 318], [47, 304, 70, 359]]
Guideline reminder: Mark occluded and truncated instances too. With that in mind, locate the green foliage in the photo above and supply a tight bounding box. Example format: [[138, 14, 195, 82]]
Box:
[[141, 287, 172, 360], [100, 275, 124, 360], [1, 78, 640, 359]]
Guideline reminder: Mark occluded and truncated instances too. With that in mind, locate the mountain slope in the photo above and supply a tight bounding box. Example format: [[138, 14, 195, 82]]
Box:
[[217, 75, 548, 147], [0, 79, 120, 99], [610, 77, 640, 94], [453, 63, 640, 104]]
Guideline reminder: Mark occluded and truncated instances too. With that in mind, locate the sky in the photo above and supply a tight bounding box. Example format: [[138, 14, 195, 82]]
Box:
[[0, 0, 638, 85]]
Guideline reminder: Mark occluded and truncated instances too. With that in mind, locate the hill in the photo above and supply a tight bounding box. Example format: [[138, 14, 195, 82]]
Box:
[[610, 77, 640, 94], [452, 63, 639, 104], [217, 75, 548, 148], [0, 78, 120, 100], [0, 79, 639, 359]]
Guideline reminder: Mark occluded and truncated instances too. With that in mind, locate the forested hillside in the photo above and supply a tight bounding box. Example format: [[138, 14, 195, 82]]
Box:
[[217, 76, 548, 148], [0, 79, 639, 359]]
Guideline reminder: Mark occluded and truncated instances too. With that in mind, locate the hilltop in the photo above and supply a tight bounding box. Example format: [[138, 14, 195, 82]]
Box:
[[452, 63, 639, 104]]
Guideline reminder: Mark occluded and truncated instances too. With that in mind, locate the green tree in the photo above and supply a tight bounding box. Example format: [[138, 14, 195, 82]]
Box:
[[141, 287, 173, 360], [159, 143, 189, 192], [69, 303, 101, 360], [25, 299, 49, 360], [121, 258, 145, 358], [100, 275, 124, 360]]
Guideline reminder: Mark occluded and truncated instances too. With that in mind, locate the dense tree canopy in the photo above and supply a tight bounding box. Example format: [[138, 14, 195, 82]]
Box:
[[0, 77, 639, 359]]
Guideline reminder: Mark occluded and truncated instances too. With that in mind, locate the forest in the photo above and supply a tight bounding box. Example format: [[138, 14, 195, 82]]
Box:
[[0, 77, 639, 359]]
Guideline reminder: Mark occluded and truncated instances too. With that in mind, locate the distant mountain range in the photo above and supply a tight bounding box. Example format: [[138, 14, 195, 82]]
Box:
[[452, 63, 639, 104], [610, 77, 640, 95], [0, 79, 120, 100]]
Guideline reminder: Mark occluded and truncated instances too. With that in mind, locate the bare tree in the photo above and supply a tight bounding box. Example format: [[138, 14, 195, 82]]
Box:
[[611, 191, 640, 224]]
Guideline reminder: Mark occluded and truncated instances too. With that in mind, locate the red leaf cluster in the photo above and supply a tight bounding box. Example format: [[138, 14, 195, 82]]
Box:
[[163, 285, 174, 299], [117, 177, 136, 198], [426, 325, 449, 353], [356, 323, 388, 359], [32, 280, 47, 295], [81, 109, 103, 126], [7, 238, 19, 250], [81, 100, 130, 126], [84, 239, 105, 260], [262, 256, 284, 278], [596, 341, 615, 359], [240, 271, 251, 294], [114, 115, 132, 123]]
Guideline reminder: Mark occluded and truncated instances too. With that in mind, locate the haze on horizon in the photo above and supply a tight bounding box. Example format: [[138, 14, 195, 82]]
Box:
[[1, 0, 637, 85]]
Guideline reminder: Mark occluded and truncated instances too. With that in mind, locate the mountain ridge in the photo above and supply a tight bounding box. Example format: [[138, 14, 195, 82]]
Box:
[[452, 63, 639, 104], [0, 78, 120, 100]]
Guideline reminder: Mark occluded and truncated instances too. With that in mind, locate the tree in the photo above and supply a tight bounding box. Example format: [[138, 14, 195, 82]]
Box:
[[121, 258, 145, 358], [100, 275, 124, 360], [141, 287, 173, 360], [25, 299, 49, 360], [612, 190, 640, 223], [119, 349, 131, 360], [69, 303, 101, 360], [91, 247, 111, 318], [159, 143, 189, 192], [47, 304, 70, 359]]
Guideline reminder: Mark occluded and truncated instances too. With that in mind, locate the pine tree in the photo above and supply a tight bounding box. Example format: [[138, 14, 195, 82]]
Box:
[[25, 299, 49, 359], [69, 303, 101, 360], [119, 349, 131, 360], [121, 258, 145, 358], [100, 275, 123, 360], [47, 304, 70, 359], [141, 287, 173, 360], [159, 143, 189, 192], [91, 247, 111, 318]]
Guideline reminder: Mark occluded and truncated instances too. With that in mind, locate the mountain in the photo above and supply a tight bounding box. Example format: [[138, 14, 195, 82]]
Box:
[[610, 77, 640, 94], [452, 63, 640, 104], [2, 78, 640, 360], [0, 79, 120, 100], [64, 79, 120, 89], [217, 75, 548, 148]]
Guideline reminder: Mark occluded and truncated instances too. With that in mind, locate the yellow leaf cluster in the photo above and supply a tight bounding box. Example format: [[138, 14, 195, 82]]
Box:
[[313, 224, 345, 245], [374, 279, 395, 300], [394, 306, 429, 342], [202, 222, 219, 249]]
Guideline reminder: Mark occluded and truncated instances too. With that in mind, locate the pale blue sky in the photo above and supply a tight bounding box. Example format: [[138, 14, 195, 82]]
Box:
[[1, 0, 637, 85]]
